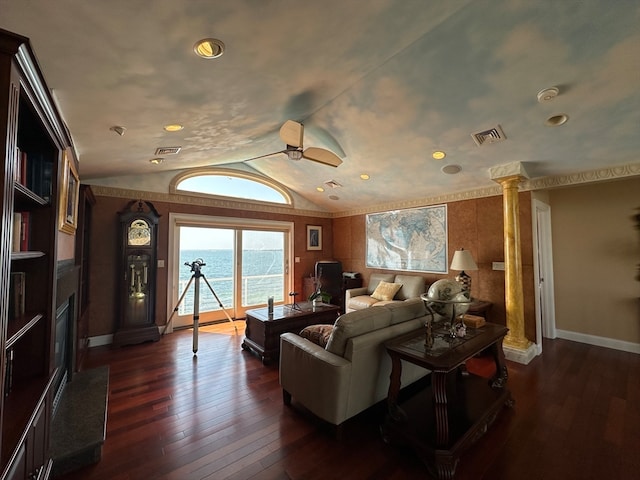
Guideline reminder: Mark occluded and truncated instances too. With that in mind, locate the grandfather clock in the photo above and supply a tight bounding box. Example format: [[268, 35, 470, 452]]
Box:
[[113, 200, 161, 347]]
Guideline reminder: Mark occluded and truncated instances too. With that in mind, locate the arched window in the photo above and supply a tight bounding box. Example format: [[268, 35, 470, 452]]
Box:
[[171, 169, 291, 205]]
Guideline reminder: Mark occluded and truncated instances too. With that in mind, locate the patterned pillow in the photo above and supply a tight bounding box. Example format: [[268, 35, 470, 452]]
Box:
[[370, 281, 403, 301], [299, 324, 335, 348]]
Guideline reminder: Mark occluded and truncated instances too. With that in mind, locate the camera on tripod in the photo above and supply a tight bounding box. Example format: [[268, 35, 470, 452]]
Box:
[[185, 258, 206, 274]]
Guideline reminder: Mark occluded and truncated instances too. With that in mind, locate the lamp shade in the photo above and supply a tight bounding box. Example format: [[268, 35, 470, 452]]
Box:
[[450, 249, 477, 271]]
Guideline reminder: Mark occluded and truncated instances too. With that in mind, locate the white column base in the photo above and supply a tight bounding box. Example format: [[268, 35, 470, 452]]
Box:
[[504, 342, 538, 365]]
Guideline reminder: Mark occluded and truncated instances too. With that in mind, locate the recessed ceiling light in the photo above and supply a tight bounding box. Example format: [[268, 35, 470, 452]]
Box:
[[360, 174, 370, 180], [545, 114, 568, 126], [432, 151, 446, 160], [441, 164, 462, 175], [164, 124, 184, 132], [193, 38, 225, 59], [149, 158, 164, 165], [316, 187, 325, 192]]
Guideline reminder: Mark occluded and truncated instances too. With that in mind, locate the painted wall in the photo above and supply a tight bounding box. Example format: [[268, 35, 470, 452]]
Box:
[[333, 192, 536, 341], [549, 177, 640, 345]]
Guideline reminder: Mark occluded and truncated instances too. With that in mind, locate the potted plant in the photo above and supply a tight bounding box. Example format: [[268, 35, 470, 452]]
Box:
[[308, 289, 331, 305]]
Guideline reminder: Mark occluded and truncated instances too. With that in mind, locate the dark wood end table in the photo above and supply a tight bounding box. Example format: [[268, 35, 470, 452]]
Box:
[[381, 322, 513, 479], [242, 301, 340, 364]]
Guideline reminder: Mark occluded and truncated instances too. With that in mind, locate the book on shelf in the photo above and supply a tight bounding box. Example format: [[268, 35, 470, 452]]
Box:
[[9, 272, 26, 319], [4, 348, 14, 396], [11, 212, 31, 252]]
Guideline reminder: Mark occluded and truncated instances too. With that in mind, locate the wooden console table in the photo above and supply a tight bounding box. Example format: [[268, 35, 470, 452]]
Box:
[[381, 323, 513, 479], [242, 302, 340, 364]]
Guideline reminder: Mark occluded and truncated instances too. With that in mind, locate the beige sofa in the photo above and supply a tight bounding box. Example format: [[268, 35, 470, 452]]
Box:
[[345, 273, 426, 313], [279, 299, 430, 429]]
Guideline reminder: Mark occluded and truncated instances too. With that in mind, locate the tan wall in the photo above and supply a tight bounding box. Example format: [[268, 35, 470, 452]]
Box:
[[333, 192, 536, 340], [88, 196, 334, 337], [549, 177, 640, 343]]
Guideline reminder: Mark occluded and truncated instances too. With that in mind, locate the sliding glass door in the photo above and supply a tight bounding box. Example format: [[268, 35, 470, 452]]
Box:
[[168, 214, 292, 330]]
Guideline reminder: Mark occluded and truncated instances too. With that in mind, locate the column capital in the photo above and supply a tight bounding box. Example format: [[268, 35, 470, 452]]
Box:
[[490, 161, 530, 183]]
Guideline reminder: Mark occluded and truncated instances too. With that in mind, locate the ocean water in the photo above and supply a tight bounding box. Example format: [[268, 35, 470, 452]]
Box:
[[177, 249, 284, 314]]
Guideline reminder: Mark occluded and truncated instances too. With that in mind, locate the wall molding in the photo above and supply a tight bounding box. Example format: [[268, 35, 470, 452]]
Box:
[[89, 161, 640, 219]]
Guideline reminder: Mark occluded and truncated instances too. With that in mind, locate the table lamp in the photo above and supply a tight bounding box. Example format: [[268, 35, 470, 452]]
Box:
[[450, 248, 478, 298]]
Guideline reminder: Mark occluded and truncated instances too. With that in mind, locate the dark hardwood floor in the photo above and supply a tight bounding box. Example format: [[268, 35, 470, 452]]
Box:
[[57, 321, 640, 480]]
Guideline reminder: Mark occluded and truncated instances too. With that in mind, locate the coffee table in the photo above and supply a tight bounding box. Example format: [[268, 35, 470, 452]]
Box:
[[242, 301, 340, 364]]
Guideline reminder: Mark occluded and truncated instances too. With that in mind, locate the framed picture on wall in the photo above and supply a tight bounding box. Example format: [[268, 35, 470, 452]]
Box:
[[58, 150, 80, 234], [306, 225, 322, 251]]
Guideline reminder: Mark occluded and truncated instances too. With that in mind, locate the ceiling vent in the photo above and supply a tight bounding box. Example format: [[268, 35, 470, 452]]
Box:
[[471, 125, 506, 146], [155, 146, 182, 155], [324, 180, 342, 189]]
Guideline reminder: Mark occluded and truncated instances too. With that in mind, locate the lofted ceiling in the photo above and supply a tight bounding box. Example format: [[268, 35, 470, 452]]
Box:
[[1, 0, 639, 213]]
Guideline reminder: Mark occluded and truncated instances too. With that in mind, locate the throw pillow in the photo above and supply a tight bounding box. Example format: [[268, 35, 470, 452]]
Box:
[[300, 324, 334, 348], [370, 281, 403, 301]]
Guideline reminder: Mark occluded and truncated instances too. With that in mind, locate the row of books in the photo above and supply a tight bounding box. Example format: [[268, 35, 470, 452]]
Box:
[[11, 212, 31, 252], [15, 148, 53, 202]]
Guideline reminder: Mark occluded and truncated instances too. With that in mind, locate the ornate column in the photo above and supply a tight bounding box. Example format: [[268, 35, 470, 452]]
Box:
[[490, 162, 534, 362]]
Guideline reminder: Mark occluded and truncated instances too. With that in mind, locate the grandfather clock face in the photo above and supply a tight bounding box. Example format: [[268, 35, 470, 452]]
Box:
[[128, 219, 151, 246]]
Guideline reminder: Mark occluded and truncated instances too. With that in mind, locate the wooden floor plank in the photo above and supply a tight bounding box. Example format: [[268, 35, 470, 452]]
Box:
[[56, 322, 640, 480]]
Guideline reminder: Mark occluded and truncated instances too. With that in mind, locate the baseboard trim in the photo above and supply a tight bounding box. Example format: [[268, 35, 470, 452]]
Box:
[[88, 334, 113, 347], [556, 329, 640, 354]]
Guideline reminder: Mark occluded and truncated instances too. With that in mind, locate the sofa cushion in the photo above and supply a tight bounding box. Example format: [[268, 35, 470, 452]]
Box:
[[299, 324, 334, 348], [385, 298, 427, 324], [348, 295, 380, 310], [366, 273, 396, 295], [326, 308, 392, 357], [370, 281, 403, 301], [394, 274, 426, 300]]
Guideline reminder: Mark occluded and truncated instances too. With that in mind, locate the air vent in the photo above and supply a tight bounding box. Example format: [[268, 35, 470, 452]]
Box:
[[155, 146, 182, 155], [471, 125, 506, 146], [324, 180, 342, 189]]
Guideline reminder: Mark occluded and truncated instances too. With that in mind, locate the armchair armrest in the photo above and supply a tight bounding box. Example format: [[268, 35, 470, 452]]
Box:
[[345, 287, 368, 302]]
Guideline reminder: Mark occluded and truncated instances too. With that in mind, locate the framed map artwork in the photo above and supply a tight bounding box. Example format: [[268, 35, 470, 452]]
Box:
[[366, 205, 448, 273]]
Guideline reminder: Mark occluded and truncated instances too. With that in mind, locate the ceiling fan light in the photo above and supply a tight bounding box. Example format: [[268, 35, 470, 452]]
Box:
[[287, 150, 303, 161]]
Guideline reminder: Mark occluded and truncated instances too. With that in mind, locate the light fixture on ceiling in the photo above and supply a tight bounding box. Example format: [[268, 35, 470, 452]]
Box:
[[441, 164, 462, 175], [149, 158, 164, 165], [545, 114, 569, 126], [360, 174, 370, 180], [193, 38, 225, 59], [537, 86, 559, 103], [316, 187, 325, 192], [110, 125, 126, 136], [432, 151, 446, 160], [164, 124, 184, 132], [286, 150, 303, 161]]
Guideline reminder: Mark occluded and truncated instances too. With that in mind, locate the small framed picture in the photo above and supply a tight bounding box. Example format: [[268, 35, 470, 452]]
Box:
[[306, 225, 322, 251], [58, 149, 80, 234]]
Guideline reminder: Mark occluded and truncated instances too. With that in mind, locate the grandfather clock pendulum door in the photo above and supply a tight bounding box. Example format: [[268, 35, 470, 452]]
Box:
[[113, 200, 161, 347]]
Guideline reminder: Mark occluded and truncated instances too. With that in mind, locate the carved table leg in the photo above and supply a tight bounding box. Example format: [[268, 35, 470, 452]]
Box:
[[432, 371, 449, 447], [386, 353, 407, 422]]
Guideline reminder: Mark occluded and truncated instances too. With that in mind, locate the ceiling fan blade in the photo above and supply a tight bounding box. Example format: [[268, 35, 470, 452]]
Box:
[[218, 150, 286, 164], [279, 120, 304, 148], [302, 147, 343, 167]]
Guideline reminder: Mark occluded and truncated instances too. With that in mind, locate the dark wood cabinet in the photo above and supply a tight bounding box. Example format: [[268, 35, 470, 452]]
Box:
[[0, 28, 72, 480]]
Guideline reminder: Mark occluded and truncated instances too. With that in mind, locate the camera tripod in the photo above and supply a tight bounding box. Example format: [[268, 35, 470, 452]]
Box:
[[163, 259, 237, 354]]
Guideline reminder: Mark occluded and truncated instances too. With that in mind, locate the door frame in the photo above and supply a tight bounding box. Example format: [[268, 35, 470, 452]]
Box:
[[532, 198, 556, 352], [165, 212, 294, 334]]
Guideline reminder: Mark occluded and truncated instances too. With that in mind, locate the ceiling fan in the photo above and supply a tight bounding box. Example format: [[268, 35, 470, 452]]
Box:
[[243, 120, 343, 167]]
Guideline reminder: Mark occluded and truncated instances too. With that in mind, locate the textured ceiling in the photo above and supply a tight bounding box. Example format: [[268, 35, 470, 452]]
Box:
[[1, 0, 639, 212]]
